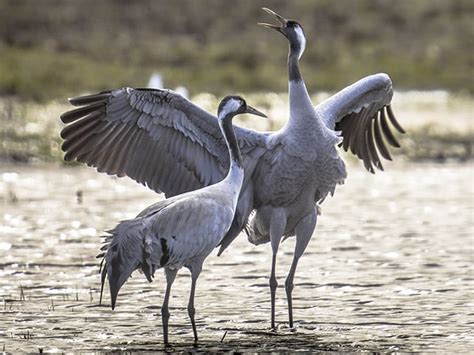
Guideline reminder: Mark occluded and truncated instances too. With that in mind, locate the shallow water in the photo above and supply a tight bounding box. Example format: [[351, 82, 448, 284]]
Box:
[[0, 162, 473, 352]]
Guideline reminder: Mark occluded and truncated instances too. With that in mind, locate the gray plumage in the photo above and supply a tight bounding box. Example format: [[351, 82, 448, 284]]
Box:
[[250, 8, 405, 328], [99, 188, 235, 304], [96, 96, 266, 344], [60, 9, 404, 330]]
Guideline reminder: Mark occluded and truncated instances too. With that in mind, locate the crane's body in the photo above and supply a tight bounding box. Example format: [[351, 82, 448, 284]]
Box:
[[109, 179, 239, 276], [251, 84, 346, 242], [250, 149, 345, 243]]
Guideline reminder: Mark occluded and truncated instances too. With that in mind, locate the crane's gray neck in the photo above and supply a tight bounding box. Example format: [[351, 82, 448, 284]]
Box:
[[219, 114, 244, 175]]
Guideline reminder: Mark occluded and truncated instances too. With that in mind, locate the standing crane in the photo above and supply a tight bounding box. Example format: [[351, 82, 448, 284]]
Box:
[[82, 96, 266, 344], [248, 7, 405, 328], [60, 8, 404, 330]]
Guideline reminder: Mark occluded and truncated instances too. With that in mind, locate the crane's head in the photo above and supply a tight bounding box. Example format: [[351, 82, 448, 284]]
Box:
[[258, 8, 306, 59], [218, 96, 267, 120]]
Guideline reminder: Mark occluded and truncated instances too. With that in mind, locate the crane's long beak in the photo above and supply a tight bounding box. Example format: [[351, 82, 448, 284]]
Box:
[[245, 105, 267, 118], [258, 7, 288, 31]]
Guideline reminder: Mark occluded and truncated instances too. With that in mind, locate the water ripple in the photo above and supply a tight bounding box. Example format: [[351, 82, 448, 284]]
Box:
[[1, 163, 473, 352]]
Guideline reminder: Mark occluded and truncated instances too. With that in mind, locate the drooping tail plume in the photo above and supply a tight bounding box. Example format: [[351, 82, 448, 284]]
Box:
[[97, 218, 158, 309]]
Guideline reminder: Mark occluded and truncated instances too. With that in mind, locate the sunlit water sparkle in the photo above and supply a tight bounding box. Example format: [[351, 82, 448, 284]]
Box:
[[0, 162, 473, 352]]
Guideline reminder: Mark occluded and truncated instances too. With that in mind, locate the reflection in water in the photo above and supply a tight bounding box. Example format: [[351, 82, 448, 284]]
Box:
[[0, 163, 473, 352]]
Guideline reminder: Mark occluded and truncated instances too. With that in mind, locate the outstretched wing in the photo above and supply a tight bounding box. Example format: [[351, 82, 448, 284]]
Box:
[[315, 73, 405, 173], [60, 87, 265, 197]]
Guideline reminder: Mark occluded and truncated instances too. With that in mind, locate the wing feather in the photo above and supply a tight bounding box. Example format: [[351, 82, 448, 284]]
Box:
[[69, 91, 111, 106], [60, 111, 102, 140], [61, 102, 105, 124], [315, 73, 405, 172], [60, 88, 235, 196], [379, 108, 400, 147], [373, 114, 392, 161], [366, 120, 383, 170], [387, 105, 405, 134]]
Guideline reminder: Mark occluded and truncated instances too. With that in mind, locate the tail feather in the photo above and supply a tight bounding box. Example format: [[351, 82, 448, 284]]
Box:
[[97, 218, 161, 309], [217, 219, 241, 256], [217, 185, 255, 256], [246, 211, 270, 246]]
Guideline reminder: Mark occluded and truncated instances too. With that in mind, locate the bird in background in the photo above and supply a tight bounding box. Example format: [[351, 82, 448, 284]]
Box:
[[147, 71, 189, 98], [90, 96, 266, 344], [59, 7, 404, 330]]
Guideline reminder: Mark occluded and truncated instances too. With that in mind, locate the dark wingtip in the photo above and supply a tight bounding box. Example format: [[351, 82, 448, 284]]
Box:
[[68, 92, 111, 106], [63, 150, 75, 161], [375, 161, 385, 171], [217, 246, 224, 257], [110, 282, 119, 310], [99, 260, 107, 306], [60, 101, 105, 124], [386, 105, 406, 134], [108, 264, 123, 311], [59, 128, 67, 140], [380, 109, 401, 148], [59, 112, 68, 123]]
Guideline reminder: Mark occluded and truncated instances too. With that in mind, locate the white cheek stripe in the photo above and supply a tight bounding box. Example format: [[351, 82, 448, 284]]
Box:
[[295, 26, 306, 59], [221, 99, 241, 117]]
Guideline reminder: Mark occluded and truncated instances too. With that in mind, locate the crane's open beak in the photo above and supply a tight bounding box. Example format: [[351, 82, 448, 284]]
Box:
[[258, 7, 288, 32], [245, 105, 267, 118]]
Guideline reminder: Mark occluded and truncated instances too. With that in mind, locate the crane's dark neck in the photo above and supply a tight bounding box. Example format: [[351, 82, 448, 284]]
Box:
[[219, 115, 243, 171], [288, 50, 302, 82], [287, 28, 305, 82], [285, 37, 324, 135]]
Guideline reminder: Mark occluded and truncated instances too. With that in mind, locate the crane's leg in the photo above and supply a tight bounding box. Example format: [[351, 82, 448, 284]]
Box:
[[162, 268, 178, 345], [285, 208, 317, 328], [269, 208, 287, 329], [187, 263, 202, 344]]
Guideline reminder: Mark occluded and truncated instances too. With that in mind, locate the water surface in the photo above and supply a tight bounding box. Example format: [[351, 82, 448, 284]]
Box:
[[1, 162, 473, 352]]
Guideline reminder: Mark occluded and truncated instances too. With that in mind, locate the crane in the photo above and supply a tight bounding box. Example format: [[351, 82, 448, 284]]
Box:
[[246, 8, 405, 328], [60, 8, 404, 330], [89, 95, 266, 344]]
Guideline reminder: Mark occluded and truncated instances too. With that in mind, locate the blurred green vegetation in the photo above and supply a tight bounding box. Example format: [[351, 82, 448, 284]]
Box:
[[1, 0, 472, 164], [0, 0, 473, 101]]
